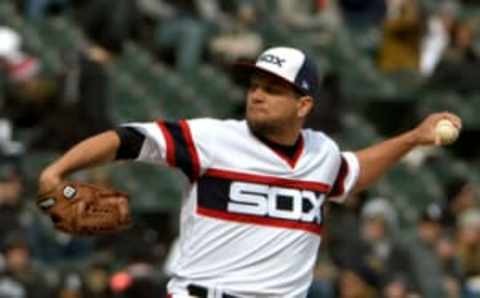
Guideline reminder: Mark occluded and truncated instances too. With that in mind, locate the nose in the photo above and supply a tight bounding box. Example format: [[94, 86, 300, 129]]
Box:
[[249, 86, 265, 103]]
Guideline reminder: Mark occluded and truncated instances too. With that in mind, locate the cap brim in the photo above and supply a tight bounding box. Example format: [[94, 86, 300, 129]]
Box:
[[233, 61, 309, 97]]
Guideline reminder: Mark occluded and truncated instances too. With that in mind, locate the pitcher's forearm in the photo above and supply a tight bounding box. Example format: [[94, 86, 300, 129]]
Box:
[[42, 131, 121, 178], [351, 112, 462, 193], [353, 130, 418, 192]]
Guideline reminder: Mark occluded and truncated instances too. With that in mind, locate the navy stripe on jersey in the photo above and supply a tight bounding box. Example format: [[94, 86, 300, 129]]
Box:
[[328, 157, 349, 198], [114, 127, 146, 160], [156, 120, 200, 181], [196, 172, 327, 235]]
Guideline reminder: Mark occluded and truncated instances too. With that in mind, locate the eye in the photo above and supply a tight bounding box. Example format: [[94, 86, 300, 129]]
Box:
[[264, 86, 283, 94]]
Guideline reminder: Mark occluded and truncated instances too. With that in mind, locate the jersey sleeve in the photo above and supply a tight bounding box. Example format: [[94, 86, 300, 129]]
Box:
[[121, 119, 215, 182], [328, 151, 360, 203]]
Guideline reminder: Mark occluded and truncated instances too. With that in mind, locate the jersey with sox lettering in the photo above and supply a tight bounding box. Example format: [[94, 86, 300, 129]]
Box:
[[124, 118, 360, 297]]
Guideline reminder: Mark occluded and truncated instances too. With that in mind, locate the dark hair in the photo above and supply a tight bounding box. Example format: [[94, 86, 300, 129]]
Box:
[[3, 231, 28, 253], [445, 177, 469, 206]]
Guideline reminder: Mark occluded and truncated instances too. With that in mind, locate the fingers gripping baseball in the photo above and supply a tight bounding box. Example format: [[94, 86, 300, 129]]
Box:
[[415, 112, 462, 146]]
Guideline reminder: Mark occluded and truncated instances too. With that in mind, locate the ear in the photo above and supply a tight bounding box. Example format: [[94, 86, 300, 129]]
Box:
[[297, 96, 314, 118]]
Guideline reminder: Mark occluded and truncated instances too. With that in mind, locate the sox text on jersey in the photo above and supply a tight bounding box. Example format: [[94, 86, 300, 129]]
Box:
[[124, 119, 359, 297]]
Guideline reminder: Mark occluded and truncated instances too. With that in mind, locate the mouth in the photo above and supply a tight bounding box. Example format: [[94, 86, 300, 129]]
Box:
[[248, 106, 267, 114]]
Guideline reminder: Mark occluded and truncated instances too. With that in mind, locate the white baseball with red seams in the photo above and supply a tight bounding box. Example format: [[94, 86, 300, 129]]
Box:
[[435, 119, 459, 145], [124, 118, 359, 297]]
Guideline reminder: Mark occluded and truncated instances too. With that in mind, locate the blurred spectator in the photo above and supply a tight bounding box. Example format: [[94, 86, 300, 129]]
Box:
[[331, 197, 416, 295], [339, 0, 386, 28], [83, 263, 111, 298], [110, 252, 166, 298], [441, 178, 477, 230], [336, 262, 379, 298], [361, 197, 399, 235], [209, 1, 263, 65], [326, 191, 369, 266], [27, 215, 95, 265], [276, 0, 343, 38], [30, 45, 114, 151], [435, 233, 463, 298], [428, 20, 480, 94], [0, 118, 24, 158], [0, 267, 26, 298], [456, 209, 480, 278], [1, 233, 53, 298], [153, 0, 232, 74], [406, 203, 452, 297], [353, 198, 416, 291], [382, 274, 411, 298], [0, 27, 41, 82], [72, 0, 143, 54], [377, 0, 425, 74], [0, 26, 58, 130], [56, 271, 84, 298], [0, 166, 24, 248], [0, 164, 93, 265], [419, 0, 458, 77]]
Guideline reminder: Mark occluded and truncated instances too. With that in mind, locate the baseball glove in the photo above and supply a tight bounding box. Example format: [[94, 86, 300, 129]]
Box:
[[37, 181, 132, 236]]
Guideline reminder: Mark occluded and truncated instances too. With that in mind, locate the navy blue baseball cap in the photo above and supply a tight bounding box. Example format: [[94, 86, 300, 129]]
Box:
[[236, 47, 321, 100]]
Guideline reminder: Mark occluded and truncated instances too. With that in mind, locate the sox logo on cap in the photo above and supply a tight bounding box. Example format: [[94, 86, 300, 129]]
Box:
[[237, 47, 321, 100]]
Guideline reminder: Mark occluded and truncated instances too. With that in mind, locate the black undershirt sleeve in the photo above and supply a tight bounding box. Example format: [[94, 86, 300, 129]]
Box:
[[114, 127, 146, 160]]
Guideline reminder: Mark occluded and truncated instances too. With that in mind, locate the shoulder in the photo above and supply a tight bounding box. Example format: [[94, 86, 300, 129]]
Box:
[[186, 118, 248, 143], [187, 118, 247, 135], [302, 128, 340, 154], [187, 118, 244, 129]]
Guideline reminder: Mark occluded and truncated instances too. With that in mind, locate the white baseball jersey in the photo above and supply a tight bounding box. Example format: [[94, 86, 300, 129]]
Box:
[[124, 118, 360, 297]]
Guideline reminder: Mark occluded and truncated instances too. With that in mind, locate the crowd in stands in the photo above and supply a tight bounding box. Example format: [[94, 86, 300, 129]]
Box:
[[0, 0, 479, 297]]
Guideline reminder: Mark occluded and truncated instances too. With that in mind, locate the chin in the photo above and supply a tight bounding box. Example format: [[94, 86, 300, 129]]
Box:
[[246, 116, 277, 136]]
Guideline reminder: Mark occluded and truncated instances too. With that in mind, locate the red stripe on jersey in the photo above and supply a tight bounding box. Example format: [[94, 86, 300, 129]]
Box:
[[197, 207, 323, 235], [269, 136, 304, 169], [179, 120, 200, 180], [329, 157, 349, 198], [289, 136, 304, 168], [205, 168, 330, 192], [156, 121, 176, 166]]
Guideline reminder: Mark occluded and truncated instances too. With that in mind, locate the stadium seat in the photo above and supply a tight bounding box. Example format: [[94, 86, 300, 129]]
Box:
[[109, 163, 185, 211]]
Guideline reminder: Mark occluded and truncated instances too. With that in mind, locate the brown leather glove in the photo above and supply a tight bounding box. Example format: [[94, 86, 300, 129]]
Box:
[[37, 181, 132, 236]]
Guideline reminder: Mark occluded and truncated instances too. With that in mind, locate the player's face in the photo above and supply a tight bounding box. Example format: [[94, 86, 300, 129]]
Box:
[[246, 73, 306, 136]]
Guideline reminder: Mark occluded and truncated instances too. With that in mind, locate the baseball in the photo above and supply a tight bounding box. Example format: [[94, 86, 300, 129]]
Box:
[[435, 119, 459, 145]]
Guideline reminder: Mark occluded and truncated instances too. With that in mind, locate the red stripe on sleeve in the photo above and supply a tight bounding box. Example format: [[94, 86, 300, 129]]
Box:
[[156, 121, 176, 166], [329, 157, 349, 198], [179, 120, 201, 180]]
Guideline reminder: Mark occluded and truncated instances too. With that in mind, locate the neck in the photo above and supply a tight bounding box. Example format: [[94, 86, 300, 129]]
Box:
[[260, 124, 302, 146], [262, 132, 299, 146]]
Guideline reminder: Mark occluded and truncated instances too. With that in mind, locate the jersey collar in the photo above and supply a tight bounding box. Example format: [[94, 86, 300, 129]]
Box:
[[253, 132, 305, 169]]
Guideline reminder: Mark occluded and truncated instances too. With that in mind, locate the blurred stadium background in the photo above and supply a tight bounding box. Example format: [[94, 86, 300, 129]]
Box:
[[0, 0, 480, 297]]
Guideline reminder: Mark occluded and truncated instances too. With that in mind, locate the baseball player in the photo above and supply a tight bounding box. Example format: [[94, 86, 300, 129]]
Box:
[[38, 47, 461, 297]]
